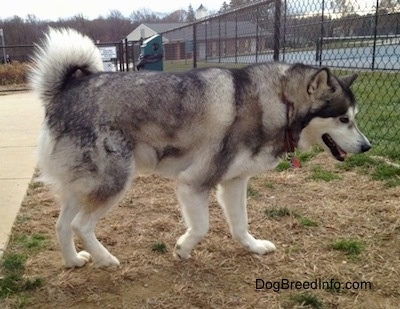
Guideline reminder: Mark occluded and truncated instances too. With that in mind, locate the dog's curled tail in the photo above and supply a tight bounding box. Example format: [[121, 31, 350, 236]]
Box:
[[30, 27, 103, 107]]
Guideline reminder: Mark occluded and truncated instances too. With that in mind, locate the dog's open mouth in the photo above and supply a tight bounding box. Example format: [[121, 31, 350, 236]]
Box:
[[322, 134, 347, 161]]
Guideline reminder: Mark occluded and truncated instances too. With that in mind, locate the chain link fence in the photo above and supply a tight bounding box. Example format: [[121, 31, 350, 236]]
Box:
[[161, 0, 400, 161]]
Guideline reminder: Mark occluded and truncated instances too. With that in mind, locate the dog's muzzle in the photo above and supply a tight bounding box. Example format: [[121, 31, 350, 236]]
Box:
[[322, 133, 347, 161]]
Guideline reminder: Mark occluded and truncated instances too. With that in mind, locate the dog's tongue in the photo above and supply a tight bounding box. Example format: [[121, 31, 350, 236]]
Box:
[[337, 147, 347, 161]]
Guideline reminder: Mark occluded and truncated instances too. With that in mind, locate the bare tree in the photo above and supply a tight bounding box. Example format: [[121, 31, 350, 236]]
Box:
[[330, 0, 355, 17], [129, 8, 161, 24], [164, 10, 187, 22], [229, 0, 249, 8], [106, 10, 133, 40], [380, 0, 400, 13]]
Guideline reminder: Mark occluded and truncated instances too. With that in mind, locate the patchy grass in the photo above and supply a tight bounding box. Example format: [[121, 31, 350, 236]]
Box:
[[28, 181, 44, 190], [371, 162, 400, 188], [0, 233, 46, 298], [339, 154, 400, 187], [263, 180, 275, 189], [265, 207, 318, 227], [0, 253, 43, 299], [287, 292, 324, 309], [12, 234, 48, 253], [247, 185, 261, 199], [275, 147, 323, 172], [338, 153, 375, 171], [331, 238, 365, 258], [297, 146, 324, 162], [1, 254, 25, 273], [265, 206, 292, 219], [151, 242, 168, 254], [276, 159, 292, 172], [1, 153, 399, 308], [309, 165, 341, 182], [297, 216, 318, 227]]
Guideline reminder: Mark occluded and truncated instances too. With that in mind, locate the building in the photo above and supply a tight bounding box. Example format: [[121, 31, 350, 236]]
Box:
[[126, 5, 273, 62], [126, 23, 187, 42], [195, 4, 208, 20]]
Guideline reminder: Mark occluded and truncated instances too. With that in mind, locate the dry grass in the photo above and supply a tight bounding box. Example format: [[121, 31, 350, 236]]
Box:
[[1, 153, 400, 308], [0, 62, 30, 86]]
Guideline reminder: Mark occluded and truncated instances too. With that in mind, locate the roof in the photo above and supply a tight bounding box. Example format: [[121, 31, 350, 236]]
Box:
[[127, 20, 272, 43], [143, 23, 189, 33], [126, 23, 188, 41]]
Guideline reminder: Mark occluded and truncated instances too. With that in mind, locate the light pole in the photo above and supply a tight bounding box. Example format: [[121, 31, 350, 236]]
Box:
[[0, 28, 6, 64]]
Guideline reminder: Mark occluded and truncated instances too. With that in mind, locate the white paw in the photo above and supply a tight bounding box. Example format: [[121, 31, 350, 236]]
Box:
[[94, 254, 120, 267], [64, 250, 91, 268], [173, 244, 191, 261], [248, 240, 276, 255]]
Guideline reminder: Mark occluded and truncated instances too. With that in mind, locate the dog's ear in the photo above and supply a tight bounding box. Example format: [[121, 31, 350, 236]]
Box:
[[308, 68, 330, 95], [341, 74, 358, 88]]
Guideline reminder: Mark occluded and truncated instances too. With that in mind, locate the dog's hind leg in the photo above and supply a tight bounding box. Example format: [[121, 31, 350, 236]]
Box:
[[56, 193, 91, 268], [217, 177, 276, 255], [174, 183, 210, 260], [71, 191, 126, 267]]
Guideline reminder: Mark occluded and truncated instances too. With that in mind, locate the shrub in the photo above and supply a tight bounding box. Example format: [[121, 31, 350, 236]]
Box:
[[0, 61, 30, 85]]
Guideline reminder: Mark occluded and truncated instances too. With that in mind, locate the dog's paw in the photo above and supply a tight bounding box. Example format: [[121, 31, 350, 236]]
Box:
[[248, 239, 276, 255], [173, 244, 191, 261], [94, 254, 120, 268], [64, 250, 91, 268]]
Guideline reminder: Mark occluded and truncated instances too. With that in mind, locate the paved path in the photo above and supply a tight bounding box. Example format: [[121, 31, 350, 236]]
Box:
[[0, 91, 43, 258]]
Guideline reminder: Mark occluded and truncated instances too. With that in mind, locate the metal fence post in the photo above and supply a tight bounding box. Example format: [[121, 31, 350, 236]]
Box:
[[319, 0, 325, 67], [372, 0, 380, 71], [124, 38, 129, 71], [193, 24, 197, 68], [282, 0, 287, 62], [0, 29, 6, 64], [131, 41, 136, 71], [218, 17, 221, 63], [256, 7, 259, 63], [273, 0, 281, 61], [119, 42, 123, 72], [235, 12, 238, 64]]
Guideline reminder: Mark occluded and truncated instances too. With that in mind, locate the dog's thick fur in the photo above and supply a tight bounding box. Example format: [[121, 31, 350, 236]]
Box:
[[30, 28, 371, 268]]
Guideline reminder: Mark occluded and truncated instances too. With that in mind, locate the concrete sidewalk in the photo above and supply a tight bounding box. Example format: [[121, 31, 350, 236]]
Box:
[[0, 91, 43, 258]]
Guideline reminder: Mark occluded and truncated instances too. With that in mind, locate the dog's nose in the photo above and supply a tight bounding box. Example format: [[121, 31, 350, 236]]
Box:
[[361, 143, 371, 153]]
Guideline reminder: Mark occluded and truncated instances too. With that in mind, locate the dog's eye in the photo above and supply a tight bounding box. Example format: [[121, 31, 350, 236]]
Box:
[[339, 116, 349, 124]]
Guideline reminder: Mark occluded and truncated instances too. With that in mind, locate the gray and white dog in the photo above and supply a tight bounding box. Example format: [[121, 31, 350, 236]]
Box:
[[30, 28, 371, 268]]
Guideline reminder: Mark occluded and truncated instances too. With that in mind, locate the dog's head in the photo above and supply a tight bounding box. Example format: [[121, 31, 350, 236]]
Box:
[[298, 68, 371, 161]]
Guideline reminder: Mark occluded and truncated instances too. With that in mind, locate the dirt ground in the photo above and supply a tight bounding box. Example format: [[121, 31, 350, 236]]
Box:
[[2, 153, 400, 309]]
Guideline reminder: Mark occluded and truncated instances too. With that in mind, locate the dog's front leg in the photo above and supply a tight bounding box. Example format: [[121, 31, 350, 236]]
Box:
[[174, 183, 210, 260], [217, 177, 276, 255]]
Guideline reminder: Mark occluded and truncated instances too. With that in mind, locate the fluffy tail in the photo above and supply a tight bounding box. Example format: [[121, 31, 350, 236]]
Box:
[[30, 27, 103, 107]]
